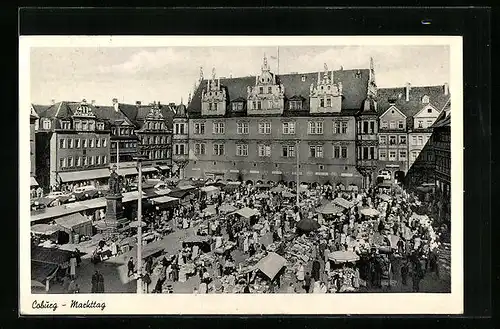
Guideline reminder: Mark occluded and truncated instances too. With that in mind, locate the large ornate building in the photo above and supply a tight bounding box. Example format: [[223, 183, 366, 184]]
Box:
[[185, 56, 376, 188], [34, 100, 111, 189]]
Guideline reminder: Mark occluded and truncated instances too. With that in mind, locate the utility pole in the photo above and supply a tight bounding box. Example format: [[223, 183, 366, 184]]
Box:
[[132, 155, 146, 294], [296, 140, 300, 208]]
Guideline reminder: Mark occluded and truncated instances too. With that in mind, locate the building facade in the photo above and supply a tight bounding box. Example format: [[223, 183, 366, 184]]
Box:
[[432, 102, 451, 222], [34, 100, 111, 190], [30, 105, 39, 187], [376, 104, 408, 183], [185, 57, 374, 188], [172, 103, 189, 179]]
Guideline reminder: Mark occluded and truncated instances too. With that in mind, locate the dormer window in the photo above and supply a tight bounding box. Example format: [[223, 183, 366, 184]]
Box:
[[427, 108, 432, 113], [259, 87, 264, 94], [42, 119, 51, 130], [301, 76, 306, 82], [267, 86, 272, 93], [422, 95, 430, 104], [289, 100, 302, 110], [232, 102, 244, 111], [97, 122, 104, 130], [61, 121, 71, 130]]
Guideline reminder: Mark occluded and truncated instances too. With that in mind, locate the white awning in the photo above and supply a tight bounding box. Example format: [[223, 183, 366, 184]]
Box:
[[158, 165, 170, 170], [58, 168, 110, 183], [30, 177, 39, 186], [141, 167, 158, 173], [117, 167, 138, 176], [150, 196, 179, 205]]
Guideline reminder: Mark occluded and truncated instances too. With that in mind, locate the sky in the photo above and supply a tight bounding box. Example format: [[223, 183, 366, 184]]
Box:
[[30, 45, 450, 106]]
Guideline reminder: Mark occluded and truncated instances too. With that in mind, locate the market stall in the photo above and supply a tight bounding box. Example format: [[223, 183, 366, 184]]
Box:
[[54, 213, 93, 244], [295, 217, 320, 234], [182, 235, 211, 253], [229, 207, 260, 226], [219, 203, 237, 214], [200, 185, 221, 199]]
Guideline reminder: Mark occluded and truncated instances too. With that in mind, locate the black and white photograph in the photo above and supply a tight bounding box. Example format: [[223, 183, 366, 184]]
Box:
[[19, 36, 463, 315]]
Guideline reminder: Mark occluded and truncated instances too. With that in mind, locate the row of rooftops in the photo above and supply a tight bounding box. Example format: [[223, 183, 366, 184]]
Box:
[[32, 70, 450, 128]]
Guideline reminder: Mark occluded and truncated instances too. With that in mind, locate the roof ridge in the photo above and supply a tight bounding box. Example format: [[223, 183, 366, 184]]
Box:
[[54, 102, 63, 118]]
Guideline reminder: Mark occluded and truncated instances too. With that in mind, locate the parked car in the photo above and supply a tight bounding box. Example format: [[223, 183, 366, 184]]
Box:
[[154, 183, 170, 190], [46, 191, 68, 198], [73, 185, 97, 194], [377, 170, 391, 181]]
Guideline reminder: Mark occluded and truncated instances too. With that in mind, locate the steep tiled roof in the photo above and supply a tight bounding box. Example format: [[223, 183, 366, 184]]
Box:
[[92, 106, 135, 126], [377, 85, 450, 128], [187, 69, 370, 118], [32, 104, 49, 117], [119, 103, 174, 130]]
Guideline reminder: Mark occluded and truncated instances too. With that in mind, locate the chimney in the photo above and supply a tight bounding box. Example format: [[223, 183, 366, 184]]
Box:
[[444, 83, 449, 95], [82, 98, 87, 103], [112, 98, 119, 112], [405, 82, 411, 101], [136, 101, 141, 106], [50, 99, 55, 105], [91, 100, 96, 106]]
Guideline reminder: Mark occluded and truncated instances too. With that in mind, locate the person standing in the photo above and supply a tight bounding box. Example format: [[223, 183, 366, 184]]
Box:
[[74, 249, 81, 267], [303, 271, 311, 293], [69, 254, 77, 280], [90, 271, 99, 293], [401, 260, 409, 286], [127, 257, 135, 277], [97, 271, 105, 293], [143, 273, 151, 293], [145, 257, 153, 275], [312, 258, 321, 282]]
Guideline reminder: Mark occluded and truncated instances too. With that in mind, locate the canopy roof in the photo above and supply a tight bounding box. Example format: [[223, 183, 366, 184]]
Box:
[[316, 201, 344, 215], [328, 250, 360, 263], [255, 252, 287, 280], [219, 203, 237, 213], [31, 224, 60, 235], [359, 207, 380, 217], [54, 213, 91, 230], [230, 207, 260, 219], [332, 197, 354, 209], [200, 185, 220, 193]]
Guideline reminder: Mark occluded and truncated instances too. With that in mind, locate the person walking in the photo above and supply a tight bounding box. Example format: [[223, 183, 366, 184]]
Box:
[[145, 257, 153, 275], [69, 254, 77, 280], [74, 249, 81, 267]]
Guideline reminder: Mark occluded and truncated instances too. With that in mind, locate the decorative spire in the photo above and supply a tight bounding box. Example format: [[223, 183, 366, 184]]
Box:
[[188, 92, 192, 104], [262, 53, 269, 71], [180, 97, 183, 105], [370, 57, 374, 71], [212, 67, 216, 81], [199, 66, 204, 81], [324, 63, 328, 73]]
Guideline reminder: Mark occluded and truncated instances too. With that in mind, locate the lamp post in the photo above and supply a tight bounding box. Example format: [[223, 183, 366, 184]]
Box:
[[132, 154, 147, 294]]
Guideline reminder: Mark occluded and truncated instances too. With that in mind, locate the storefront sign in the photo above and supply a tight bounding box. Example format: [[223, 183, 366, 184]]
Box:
[[249, 170, 260, 174], [341, 173, 353, 177], [315, 172, 329, 176], [191, 168, 201, 171], [272, 171, 282, 175], [229, 169, 239, 173]]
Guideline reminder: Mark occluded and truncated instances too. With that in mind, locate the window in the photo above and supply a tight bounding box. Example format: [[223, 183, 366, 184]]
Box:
[[389, 135, 397, 145], [341, 146, 348, 159], [379, 150, 387, 160], [411, 136, 417, 145], [370, 147, 375, 160], [68, 138, 74, 148], [381, 120, 388, 129], [417, 120, 423, 128], [213, 144, 224, 156], [411, 151, 419, 161], [268, 87, 272, 93], [76, 156, 82, 167], [213, 122, 225, 134], [237, 122, 249, 134], [59, 138, 66, 149], [389, 151, 397, 161], [341, 122, 348, 134], [194, 123, 205, 135], [75, 138, 81, 148], [74, 121, 82, 130], [309, 145, 323, 158], [379, 135, 387, 145], [61, 121, 71, 129], [427, 108, 432, 113], [252, 101, 257, 109], [88, 121, 95, 131], [59, 158, 65, 168], [90, 139, 95, 148], [320, 98, 325, 107], [399, 150, 407, 160], [68, 157, 74, 167], [82, 139, 88, 148], [175, 144, 186, 155], [363, 121, 369, 133], [326, 98, 332, 107], [289, 100, 302, 110], [155, 136, 160, 144], [257, 101, 262, 110], [389, 121, 396, 129], [282, 122, 295, 134], [399, 135, 407, 145], [97, 122, 104, 130], [426, 119, 434, 127], [333, 146, 340, 158], [418, 136, 424, 145], [42, 119, 51, 129], [232, 103, 243, 111], [333, 121, 340, 134], [96, 155, 101, 165], [83, 156, 88, 166], [236, 144, 248, 156], [194, 143, 206, 155], [259, 87, 264, 94], [258, 144, 271, 157], [308, 121, 323, 134], [422, 95, 430, 104], [281, 145, 294, 158], [258, 122, 271, 134], [398, 120, 404, 129]]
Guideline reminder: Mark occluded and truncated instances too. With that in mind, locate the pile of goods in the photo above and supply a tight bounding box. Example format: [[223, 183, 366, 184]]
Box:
[[328, 267, 357, 292]]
